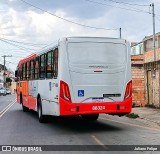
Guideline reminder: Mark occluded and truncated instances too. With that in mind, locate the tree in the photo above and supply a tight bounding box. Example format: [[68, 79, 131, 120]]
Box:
[[6, 77, 12, 86], [0, 64, 7, 71]]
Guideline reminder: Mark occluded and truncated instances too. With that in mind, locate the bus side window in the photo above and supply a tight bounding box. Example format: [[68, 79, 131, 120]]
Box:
[[53, 48, 58, 78], [19, 65, 22, 81], [22, 64, 23, 80], [30, 60, 35, 80], [35, 57, 39, 79], [46, 51, 53, 78], [26, 61, 30, 80], [25, 63, 27, 80], [40, 54, 46, 79], [22, 63, 26, 80]]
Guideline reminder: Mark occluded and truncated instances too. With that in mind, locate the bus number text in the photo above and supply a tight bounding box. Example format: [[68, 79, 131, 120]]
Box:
[[92, 106, 105, 110]]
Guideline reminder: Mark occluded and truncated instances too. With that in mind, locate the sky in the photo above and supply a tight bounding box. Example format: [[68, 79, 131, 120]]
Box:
[[0, 0, 160, 71]]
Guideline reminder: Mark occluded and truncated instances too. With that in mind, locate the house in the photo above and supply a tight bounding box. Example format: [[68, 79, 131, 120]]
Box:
[[131, 43, 145, 106], [131, 42, 143, 55], [143, 32, 160, 108], [0, 71, 4, 88], [0, 65, 14, 89]]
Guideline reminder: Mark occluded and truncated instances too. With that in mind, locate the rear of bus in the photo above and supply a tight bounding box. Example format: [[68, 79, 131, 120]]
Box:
[[59, 37, 132, 119]]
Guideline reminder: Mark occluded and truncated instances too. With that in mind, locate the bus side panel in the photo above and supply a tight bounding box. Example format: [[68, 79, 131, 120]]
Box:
[[28, 96, 37, 110], [16, 81, 29, 107], [36, 79, 60, 116], [22, 81, 29, 108], [16, 82, 21, 104]]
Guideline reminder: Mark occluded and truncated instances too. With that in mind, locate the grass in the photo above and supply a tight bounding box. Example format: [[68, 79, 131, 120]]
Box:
[[125, 113, 139, 119]]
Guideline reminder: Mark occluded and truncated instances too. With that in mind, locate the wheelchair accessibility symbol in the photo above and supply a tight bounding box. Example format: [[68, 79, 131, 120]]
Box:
[[78, 90, 84, 97]]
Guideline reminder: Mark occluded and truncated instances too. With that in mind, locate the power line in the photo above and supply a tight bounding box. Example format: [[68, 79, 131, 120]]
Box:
[[40, 40, 59, 50], [19, 0, 118, 31], [0, 54, 26, 59], [85, 0, 150, 14], [103, 0, 150, 13], [0, 23, 10, 55], [0, 49, 26, 50], [0, 51, 30, 56], [86, 0, 160, 17], [0, 37, 47, 46], [104, 0, 150, 7], [6, 60, 17, 65], [0, 38, 36, 53]]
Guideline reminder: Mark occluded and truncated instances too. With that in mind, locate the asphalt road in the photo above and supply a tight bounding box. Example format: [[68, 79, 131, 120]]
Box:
[[0, 95, 160, 154], [0, 94, 16, 111]]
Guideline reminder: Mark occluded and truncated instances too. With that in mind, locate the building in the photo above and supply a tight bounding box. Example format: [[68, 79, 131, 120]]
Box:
[[143, 32, 160, 108], [131, 42, 143, 55], [0, 71, 4, 88], [130, 42, 145, 106], [0, 65, 14, 89]]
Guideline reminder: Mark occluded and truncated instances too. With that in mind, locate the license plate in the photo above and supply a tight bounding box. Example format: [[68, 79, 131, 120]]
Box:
[[92, 97, 104, 102], [92, 106, 105, 110]]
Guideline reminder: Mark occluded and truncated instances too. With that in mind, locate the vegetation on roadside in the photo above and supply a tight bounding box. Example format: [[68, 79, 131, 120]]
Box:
[[6, 77, 12, 86], [125, 113, 139, 119]]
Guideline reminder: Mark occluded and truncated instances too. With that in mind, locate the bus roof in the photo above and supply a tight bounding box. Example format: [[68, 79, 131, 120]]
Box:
[[37, 44, 58, 56], [59, 36, 126, 42], [18, 53, 36, 67], [17, 37, 127, 67]]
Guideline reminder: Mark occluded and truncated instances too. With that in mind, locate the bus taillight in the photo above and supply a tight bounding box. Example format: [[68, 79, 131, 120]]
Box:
[[60, 80, 72, 102], [124, 80, 132, 101]]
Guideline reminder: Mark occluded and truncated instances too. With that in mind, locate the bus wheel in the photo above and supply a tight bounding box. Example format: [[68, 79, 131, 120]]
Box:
[[37, 98, 46, 123], [81, 114, 99, 121], [20, 95, 29, 112]]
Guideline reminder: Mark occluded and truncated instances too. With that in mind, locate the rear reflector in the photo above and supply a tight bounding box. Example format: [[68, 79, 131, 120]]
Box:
[[124, 80, 132, 101]]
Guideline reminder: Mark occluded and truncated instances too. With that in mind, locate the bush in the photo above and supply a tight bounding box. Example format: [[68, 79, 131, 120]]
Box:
[[125, 113, 139, 119]]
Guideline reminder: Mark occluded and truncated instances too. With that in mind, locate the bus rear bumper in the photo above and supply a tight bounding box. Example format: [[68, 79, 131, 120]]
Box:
[[60, 97, 132, 116]]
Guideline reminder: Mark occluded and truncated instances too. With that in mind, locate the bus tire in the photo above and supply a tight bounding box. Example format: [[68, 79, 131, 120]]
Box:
[[20, 94, 29, 112], [37, 98, 46, 123], [81, 114, 99, 121]]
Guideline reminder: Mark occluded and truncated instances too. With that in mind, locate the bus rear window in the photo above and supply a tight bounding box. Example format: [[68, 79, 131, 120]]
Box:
[[67, 42, 126, 65]]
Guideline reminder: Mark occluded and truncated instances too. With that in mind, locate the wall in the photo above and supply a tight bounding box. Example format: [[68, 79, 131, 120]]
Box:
[[10, 82, 16, 94], [144, 36, 159, 52], [131, 55, 145, 106], [144, 48, 160, 63], [144, 62, 160, 108]]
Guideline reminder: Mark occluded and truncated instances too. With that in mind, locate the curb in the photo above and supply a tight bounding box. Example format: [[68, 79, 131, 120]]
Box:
[[138, 117, 160, 125]]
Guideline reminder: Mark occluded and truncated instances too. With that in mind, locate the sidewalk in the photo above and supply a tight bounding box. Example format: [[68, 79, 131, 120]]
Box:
[[132, 107, 160, 128]]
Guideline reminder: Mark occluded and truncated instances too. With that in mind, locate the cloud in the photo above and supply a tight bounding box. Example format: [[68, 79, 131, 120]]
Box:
[[0, 0, 160, 71], [0, 7, 119, 42]]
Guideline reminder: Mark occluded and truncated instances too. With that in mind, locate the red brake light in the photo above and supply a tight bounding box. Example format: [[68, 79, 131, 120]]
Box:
[[60, 80, 72, 102], [124, 81, 132, 100]]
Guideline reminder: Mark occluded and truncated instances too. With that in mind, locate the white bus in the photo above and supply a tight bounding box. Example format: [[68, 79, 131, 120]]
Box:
[[16, 37, 132, 123]]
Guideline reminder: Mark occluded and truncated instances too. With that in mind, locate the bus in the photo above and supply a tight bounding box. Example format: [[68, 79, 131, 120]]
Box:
[[15, 37, 132, 123]]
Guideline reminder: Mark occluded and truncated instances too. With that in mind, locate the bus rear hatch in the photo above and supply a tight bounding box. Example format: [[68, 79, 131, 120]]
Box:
[[67, 41, 127, 103]]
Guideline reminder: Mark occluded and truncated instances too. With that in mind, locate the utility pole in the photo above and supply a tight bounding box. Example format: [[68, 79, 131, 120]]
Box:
[[119, 27, 122, 38], [151, 3, 156, 62], [1, 55, 12, 88]]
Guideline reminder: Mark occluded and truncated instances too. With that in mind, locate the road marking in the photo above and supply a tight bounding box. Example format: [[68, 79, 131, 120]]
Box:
[[0, 99, 16, 115], [91, 135, 108, 150], [0, 99, 16, 118], [99, 117, 160, 132]]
